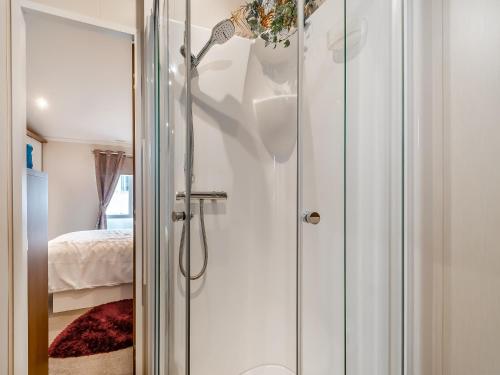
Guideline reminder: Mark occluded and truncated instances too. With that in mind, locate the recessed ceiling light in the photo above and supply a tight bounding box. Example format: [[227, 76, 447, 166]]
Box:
[[35, 97, 49, 110]]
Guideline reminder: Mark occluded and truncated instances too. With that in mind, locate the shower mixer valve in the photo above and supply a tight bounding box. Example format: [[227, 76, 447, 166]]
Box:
[[173, 191, 228, 280]]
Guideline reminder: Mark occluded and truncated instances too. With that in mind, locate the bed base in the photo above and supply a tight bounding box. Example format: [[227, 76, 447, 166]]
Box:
[[51, 283, 133, 313]]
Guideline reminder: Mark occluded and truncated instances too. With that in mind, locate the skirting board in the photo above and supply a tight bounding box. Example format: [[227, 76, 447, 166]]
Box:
[[51, 283, 133, 313]]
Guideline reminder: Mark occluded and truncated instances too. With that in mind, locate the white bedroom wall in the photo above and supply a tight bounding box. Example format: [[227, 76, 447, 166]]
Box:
[[44, 141, 98, 239], [43, 141, 132, 240]]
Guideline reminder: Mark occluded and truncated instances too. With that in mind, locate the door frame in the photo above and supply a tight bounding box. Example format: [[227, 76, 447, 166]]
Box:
[[7, 1, 144, 373], [0, 0, 12, 373]]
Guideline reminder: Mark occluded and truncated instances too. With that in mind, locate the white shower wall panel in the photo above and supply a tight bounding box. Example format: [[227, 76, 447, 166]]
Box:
[[168, 21, 297, 375]]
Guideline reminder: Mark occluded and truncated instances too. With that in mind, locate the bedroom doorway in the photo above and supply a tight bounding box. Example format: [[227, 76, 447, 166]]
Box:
[[10, 1, 142, 374]]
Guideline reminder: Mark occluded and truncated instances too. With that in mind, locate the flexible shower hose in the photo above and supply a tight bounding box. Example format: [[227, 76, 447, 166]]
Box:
[[179, 199, 209, 280], [179, 51, 209, 280]]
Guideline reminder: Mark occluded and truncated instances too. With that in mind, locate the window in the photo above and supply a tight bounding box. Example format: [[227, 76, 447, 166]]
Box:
[[106, 175, 133, 229]]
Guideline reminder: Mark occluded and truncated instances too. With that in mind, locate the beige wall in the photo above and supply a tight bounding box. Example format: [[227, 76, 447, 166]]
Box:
[[43, 141, 132, 240], [0, 0, 11, 372], [441, 0, 500, 374]]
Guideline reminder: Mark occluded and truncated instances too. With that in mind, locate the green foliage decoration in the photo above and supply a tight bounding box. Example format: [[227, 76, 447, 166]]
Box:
[[232, 0, 323, 48]]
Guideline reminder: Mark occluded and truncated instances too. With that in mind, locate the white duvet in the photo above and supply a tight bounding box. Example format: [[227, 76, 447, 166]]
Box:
[[48, 229, 133, 293]]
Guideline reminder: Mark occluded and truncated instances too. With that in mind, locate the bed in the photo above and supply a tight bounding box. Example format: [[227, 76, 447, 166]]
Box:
[[48, 229, 133, 313]]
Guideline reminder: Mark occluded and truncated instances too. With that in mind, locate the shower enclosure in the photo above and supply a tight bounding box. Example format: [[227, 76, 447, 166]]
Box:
[[144, 0, 405, 373]]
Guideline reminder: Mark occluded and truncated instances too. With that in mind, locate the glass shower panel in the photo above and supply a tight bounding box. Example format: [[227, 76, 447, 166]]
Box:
[[161, 0, 299, 374], [159, 0, 188, 374], [143, 4, 176, 372], [300, 0, 345, 373], [141, 0, 192, 373], [148, 0, 405, 373], [344, 1, 404, 375]]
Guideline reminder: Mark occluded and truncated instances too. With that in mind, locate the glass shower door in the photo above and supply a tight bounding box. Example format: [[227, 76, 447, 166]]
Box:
[[146, 0, 405, 373], [300, 0, 405, 374], [300, 0, 345, 373], [159, 0, 300, 374]]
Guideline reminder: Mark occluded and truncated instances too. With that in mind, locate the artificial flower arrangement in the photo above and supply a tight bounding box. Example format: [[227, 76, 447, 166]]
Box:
[[231, 0, 324, 48]]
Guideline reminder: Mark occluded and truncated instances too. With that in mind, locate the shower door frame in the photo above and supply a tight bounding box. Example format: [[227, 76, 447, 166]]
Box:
[[403, 0, 447, 373], [149, 0, 412, 372], [298, 0, 409, 373], [0, 0, 11, 372]]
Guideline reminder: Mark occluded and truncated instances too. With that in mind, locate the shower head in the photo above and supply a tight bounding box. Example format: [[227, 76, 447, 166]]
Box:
[[180, 19, 235, 69], [210, 19, 235, 45]]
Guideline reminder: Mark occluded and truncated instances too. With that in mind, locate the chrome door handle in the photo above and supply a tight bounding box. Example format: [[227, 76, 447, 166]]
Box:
[[303, 211, 321, 225]]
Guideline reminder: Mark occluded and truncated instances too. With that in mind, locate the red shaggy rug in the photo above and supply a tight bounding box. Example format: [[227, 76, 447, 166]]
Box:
[[49, 299, 133, 358]]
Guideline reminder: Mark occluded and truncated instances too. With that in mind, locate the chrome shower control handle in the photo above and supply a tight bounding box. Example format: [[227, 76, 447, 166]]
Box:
[[172, 211, 195, 222], [303, 211, 321, 225], [172, 211, 186, 222]]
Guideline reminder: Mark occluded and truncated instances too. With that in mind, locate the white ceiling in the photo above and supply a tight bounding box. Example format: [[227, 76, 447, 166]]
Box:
[[26, 12, 133, 145]]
